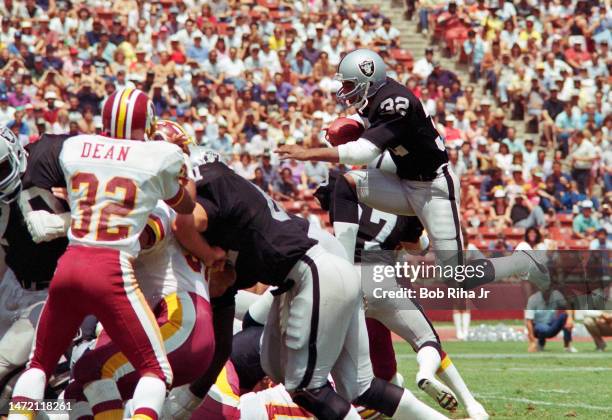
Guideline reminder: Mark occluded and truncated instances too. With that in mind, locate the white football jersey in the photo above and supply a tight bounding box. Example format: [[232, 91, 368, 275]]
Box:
[[135, 202, 209, 308], [59, 135, 186, 256]]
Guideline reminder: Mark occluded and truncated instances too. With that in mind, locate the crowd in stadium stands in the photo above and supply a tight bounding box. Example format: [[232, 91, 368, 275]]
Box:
[[0, 0, 609, 251]]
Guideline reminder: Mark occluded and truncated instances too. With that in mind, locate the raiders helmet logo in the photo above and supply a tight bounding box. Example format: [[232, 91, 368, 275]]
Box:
[[358, 59, 375, 77]]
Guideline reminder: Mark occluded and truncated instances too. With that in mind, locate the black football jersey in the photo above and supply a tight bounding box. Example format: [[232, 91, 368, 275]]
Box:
[[360, 78, 448, 180], [355, 205, 423, 264], [193, 161, 317, 289], [0, 134, 70, 290]]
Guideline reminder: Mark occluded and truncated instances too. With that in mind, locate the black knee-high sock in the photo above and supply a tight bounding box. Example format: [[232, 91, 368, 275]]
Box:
[[462, 259, 496, 289]]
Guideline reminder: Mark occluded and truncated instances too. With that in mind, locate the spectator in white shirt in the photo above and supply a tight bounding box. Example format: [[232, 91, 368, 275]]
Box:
[[323, 36, 343, 66], [413, 48, 435, 81], [374, 18, 401, 48], [312, 24, 330, 51], [570, 130, 597, 194], [0, 94, 15, 126], [175, 18, 203, 46]]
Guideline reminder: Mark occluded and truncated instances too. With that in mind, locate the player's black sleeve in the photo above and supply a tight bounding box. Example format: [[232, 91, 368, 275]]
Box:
[[197, 195, 221, 225], [194, 162, 233, 226], [22, 133, 70, 189], [361, 116, 405, 150]]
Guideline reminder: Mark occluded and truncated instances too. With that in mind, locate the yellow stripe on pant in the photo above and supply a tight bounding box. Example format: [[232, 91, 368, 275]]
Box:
[[101, 292, 194, 381], [437, 355, 452, 373]]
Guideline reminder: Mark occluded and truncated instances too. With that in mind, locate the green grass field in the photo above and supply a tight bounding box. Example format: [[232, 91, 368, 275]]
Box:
[[394, 340, 612, 419]]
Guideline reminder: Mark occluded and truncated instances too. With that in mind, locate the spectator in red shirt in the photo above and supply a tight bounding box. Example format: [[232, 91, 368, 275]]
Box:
[[169, 38, 187, 65], [42, 91, 59, 124], [564, 39, 591, 73]]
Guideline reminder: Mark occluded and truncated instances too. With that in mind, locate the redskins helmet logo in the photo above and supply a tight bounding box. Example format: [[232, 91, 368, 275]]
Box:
[[358, 59, 375, 77]]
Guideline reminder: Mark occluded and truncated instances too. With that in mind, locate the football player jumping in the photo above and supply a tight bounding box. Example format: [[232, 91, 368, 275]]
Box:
[[276, 48, 550, 292], [315, 169, 489, 420], [8, 88, 221, 420]]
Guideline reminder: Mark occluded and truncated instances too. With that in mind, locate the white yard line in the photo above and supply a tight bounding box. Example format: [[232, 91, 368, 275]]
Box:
[[456, 366, 612, 372], [474, 393, 612, 412], [397, 352, 610, 360]]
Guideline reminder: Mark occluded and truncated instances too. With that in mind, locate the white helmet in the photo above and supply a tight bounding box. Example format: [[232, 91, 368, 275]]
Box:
[[0, 126, 27, 203]]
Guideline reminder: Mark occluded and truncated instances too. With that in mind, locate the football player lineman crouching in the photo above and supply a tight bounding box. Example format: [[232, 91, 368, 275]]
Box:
[[168, 157, 450, 420], [276, 48, 550, 293]]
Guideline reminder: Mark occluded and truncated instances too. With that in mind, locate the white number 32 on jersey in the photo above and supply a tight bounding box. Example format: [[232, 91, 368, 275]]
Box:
[[380, 97, 409, 116]]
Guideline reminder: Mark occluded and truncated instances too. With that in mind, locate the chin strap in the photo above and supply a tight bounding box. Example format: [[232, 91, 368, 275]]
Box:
[[356, 81, 371, 113]]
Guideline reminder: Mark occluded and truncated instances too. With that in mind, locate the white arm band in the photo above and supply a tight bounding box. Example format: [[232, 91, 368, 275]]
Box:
[[338, 138, 382, 165]]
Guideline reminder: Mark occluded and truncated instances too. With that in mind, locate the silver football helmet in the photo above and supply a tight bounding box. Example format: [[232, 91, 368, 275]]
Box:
[[335, 49, 387, 111], [0, 125, 27, 203]]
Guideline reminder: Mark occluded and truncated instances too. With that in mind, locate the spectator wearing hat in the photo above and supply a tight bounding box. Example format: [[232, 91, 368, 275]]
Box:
[[259, 42, 281, 74], [569, 130, 597, 195], [487, 188, 512, 229], [508, 190, 546, 229], [311, 24, 329, 51], [573, 200, 601, 239], [107, 17, 125, 46], [488, 109, 509, 143], [62, 47, 83, 77], [42, 90, 59, 124], [441, 114, 465, 149], [186, 33, 209, 62]]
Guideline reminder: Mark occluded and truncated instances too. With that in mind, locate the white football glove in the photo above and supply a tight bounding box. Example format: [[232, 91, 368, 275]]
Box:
[[25, 210, 70, 243], [162, 385, 202, 420]]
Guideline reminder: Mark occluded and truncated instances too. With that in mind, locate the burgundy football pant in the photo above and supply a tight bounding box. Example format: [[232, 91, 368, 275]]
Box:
[[27, 245, 172, 385]]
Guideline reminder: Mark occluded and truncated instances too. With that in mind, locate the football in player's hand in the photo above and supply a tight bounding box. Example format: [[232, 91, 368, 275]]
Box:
[[325, 117, 364, 146]]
